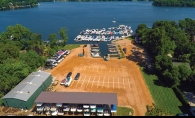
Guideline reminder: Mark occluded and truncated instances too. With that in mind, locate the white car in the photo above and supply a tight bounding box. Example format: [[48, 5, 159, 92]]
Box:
[[66, 50, 71, 55]]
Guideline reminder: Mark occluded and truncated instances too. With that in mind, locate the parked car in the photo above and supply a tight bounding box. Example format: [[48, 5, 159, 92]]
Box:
[[74, 73, 80, 80], [60, 79, 66, 85], [66, 50, 71, 55], [67, 72, 72, 78]]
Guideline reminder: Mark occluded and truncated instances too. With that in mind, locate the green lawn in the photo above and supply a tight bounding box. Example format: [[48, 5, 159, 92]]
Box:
[[116, 106, 133, 116], [63, 44, 81, 50], [141, 68, 183, 115]]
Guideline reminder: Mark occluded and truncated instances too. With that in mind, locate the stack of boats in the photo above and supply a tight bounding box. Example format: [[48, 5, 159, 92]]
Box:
[[74, 25, 133, 42], [107, 44, 119, 57], [36, 103, 116, 116], [90, 44, 101, 58]]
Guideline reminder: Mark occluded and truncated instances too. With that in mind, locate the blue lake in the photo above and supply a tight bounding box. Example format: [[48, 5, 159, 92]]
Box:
[[0, 1, 195, 53]]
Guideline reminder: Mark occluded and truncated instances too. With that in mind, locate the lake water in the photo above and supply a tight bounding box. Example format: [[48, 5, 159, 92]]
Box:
[[0, 1, 195, 52]]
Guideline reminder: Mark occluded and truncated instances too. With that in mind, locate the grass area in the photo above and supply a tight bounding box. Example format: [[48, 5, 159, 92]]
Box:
[[63, 44, 81, 50], [140, 68, 183, 116], [116, 106, 133, 116], [127, 36, 134, 40], [117, 45, 125, 58], [172, 62, 191, 70]]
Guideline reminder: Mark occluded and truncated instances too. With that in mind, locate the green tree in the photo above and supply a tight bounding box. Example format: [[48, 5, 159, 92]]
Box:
[[48, 33, 58, 48], [58, 27, 68, 46], [178, 64, 192, 81]]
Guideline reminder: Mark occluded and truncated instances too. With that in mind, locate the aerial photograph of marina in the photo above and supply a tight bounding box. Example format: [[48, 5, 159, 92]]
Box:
[[0, 0, 195, 116]]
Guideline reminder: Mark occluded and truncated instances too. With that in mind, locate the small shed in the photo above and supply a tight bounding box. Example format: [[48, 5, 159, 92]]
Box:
[[1, 71, 52, 110]]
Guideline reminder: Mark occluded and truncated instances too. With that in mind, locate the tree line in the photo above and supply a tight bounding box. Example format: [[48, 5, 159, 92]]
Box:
[[0, 24, 68, 105], [152, 0, 195, 7], [0, 0, 39, 10], [136, 18, 195, 88]]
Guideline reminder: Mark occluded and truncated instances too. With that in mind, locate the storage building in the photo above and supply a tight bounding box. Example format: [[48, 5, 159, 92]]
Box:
[[1, 71, 52, 110]]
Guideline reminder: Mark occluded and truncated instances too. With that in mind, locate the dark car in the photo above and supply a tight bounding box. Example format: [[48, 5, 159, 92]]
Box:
[[67, 72, 72, 78], [74, 73, 80, 80]]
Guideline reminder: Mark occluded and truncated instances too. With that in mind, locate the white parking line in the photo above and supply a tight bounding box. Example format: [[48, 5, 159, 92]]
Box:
[[102, 77, 105, 88], [86, 76, 91, 88], [91, 77, 95, 88], [118, 77, 120, 89], [113, 77, 114, 89], [70, 80, 74, 87], [107, 77, 109, 89], [97, 77, 100, 88], [123, 78, 125, 89], [80, 76, 86, 87], [128, 78, 130, 89]]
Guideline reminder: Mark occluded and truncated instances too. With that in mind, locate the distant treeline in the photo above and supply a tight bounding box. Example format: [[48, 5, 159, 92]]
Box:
[[38, 0, 153, 2], [0, 0, 38, 10], [152, 0, 195, 7]]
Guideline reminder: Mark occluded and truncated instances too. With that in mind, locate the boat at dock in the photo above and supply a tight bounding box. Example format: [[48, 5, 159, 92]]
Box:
[[74, 25, 133, 42]]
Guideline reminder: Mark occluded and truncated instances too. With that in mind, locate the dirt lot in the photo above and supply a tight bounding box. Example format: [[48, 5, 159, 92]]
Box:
[[47, 38, 153, 116]]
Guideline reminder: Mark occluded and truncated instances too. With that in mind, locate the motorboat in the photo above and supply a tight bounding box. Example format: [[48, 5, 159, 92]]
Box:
[[63, 104, 70, 112], [77, 105, 83, 112]]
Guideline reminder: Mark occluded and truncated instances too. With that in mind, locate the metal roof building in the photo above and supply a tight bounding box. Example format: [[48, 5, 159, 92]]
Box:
[[35, 91, 118, 105], [2, 71, 52, 110]]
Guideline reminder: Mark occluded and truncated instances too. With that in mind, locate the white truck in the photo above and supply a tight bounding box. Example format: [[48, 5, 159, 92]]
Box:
[[64, 77, 72, 87]]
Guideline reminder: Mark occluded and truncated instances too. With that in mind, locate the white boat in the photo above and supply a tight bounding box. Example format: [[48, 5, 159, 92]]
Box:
[[90, 105, 96, 112], [97, 105, 103, 112], [83, 108, 90, 112], [103, 109, 110, 116], [77, 105, 83, 112], [83, 104, 89, 108], [63, 104, 70, 112], [70, 104, 77, 112], [37, 107, 44, 112], [97, 112, 103, 116], [51, 110, 58, 116], [83, 112, 90, 116]]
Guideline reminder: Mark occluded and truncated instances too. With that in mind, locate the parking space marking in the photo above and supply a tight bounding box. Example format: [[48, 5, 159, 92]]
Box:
[[86, 76, 91, 88], [102, 77, 105, 88], [123, 78, 125, 89], [80, 76, 86, 87], [97, 76, 100, 88], [107, 77, 109, 89], [118, 78, 120, 89], [91, 76, 95, 88], [113, 77, 114, 89], [70, 80, 74, 87], [128, 78, 131, 89]]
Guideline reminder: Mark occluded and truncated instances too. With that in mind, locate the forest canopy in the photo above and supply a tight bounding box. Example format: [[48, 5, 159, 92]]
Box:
[[0, 24, 68, 105]]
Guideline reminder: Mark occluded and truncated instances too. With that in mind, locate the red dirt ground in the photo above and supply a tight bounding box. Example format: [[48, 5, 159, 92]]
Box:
[[46, 38, 153, 116]]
